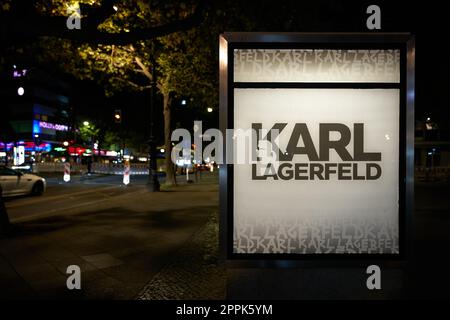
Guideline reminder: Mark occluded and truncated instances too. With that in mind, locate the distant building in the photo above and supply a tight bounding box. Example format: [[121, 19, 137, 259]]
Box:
[[0, 66, 74, 165]]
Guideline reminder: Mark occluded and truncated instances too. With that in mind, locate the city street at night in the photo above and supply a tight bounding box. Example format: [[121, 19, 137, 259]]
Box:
[[2, 0, 450, 311], [0, 172, 223, 299]]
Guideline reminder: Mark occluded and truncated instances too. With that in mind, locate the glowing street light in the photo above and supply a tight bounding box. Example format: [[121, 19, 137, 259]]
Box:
[[207, 107, 213, 113], [114, 110, 122, 123], [83, 121, 90, 127], [113, 5, 118, 11], [17, 87, 25, 96], [63, 141, 69, 147]]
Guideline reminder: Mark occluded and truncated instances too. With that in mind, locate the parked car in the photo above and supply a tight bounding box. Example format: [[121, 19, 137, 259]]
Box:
[[0, 166, 46, 197]]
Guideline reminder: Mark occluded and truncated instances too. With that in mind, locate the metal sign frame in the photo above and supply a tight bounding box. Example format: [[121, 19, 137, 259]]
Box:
[[219, 33, 415, 267]]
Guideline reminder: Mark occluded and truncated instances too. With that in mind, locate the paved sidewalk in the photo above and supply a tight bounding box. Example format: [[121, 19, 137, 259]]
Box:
[[137, 211, 225, 300], [0, 173, 220, 300]]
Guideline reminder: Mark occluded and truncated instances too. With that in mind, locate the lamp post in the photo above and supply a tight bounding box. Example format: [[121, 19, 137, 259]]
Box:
[[147, 59, 160, 191]]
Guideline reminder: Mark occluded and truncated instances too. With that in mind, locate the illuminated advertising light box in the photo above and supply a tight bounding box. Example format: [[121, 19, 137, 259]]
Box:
[[219, 33, 414, 264]]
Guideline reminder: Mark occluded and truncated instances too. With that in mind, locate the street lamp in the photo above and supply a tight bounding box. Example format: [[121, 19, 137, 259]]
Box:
[[83, 121, 90, 127], [114, 110, 122, 123], [17, 87, 24, 96], [207, 107, 213, 113]]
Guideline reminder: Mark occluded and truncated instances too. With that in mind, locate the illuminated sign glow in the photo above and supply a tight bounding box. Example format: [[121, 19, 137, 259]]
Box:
[[13, 146, 25, 165], [38, 121, 69, 132], [106, 151, 118, 157], [234, 88, 400, 254], [13, 69, 28, 78], [3, 142, 51, 152]]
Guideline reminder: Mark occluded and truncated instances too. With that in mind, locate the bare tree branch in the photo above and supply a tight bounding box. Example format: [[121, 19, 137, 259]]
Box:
[[111, 77, 151, 90], [134, 56, 153, 81]]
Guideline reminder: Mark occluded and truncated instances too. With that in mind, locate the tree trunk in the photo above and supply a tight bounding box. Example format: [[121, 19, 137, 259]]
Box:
[[163, 93, 176, 185]]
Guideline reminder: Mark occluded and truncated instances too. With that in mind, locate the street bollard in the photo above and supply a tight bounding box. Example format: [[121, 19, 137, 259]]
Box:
[[63, 162, 71, 182], [123, 162, 130, 185]]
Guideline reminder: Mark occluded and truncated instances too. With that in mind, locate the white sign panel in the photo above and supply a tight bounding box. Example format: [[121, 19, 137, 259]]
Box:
[[234, 88, 399, 254], [13, 146, 25, 166]]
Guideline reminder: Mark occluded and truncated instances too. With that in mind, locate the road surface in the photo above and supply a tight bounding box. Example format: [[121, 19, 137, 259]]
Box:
[[0, 173, 219, 299], [4, 173, 172, 222]]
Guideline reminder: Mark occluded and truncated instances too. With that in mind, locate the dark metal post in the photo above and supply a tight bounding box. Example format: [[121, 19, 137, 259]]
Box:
[[147, 60, 160, 191]]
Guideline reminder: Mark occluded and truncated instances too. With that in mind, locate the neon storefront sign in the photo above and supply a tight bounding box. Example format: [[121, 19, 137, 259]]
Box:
[[38, 121, 69, 132]]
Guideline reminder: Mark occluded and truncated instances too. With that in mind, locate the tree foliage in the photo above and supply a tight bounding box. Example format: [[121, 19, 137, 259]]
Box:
[[32, 0, 216, 103], [78, 122, 100, 145]]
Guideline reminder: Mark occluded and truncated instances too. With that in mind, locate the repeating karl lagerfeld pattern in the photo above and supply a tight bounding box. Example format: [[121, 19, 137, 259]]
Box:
[[234, 215, 399, 254], [234, 49, 400, 83]]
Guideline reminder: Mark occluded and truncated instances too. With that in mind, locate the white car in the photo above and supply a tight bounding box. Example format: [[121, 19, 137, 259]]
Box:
[[0, 166, 46, 197]]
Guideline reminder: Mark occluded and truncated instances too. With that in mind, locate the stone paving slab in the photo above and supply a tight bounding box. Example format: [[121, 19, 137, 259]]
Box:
[[81, 253, 124, 269], [137, 211, 226, 300]]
